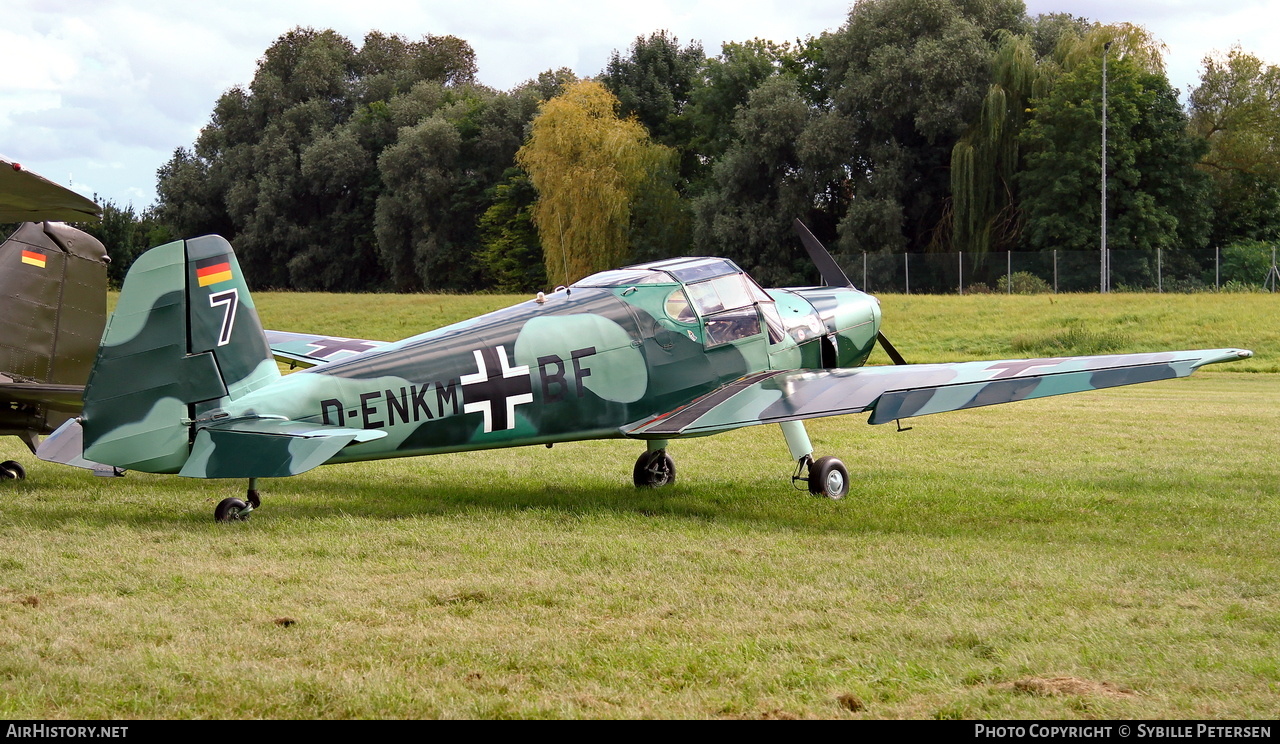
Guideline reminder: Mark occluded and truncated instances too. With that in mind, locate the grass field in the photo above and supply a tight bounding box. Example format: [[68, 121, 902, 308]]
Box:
[[0, 292, 1276, 719]]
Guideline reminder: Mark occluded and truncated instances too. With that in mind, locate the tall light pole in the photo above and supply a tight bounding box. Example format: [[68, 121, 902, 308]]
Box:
[[1101, 41, 1112, 293]]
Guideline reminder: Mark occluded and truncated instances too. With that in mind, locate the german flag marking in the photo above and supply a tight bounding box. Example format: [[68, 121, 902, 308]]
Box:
[[20, 250, 46, 268], [196, 259, 233, 287]]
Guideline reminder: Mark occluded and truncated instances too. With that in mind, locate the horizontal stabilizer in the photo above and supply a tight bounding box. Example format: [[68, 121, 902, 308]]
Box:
[[179, 417, 386, 479], [625, 348, 1253, 437], [35, 419, 125, 476], [265, 330, 388, 368]]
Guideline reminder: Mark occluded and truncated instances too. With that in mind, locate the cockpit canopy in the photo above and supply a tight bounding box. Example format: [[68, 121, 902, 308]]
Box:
[[572, 257, 742, 288], [573, 257, 789, 347], [573, 257, 772, 313]]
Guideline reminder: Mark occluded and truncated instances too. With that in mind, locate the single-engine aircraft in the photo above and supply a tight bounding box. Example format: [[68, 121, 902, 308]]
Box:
[[40, 222, 1252, 520], [0, 156, 111, 479]]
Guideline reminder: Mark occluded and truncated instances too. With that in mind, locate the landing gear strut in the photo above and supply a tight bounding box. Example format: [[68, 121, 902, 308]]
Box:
[[633, 442, 675, 488], [780, 421, 848, 500], [793, 455, 849, 500], [215, 478, 262, 522]]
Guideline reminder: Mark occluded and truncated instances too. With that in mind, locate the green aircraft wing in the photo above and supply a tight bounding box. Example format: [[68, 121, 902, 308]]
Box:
[[625, 348, 1253, 437]]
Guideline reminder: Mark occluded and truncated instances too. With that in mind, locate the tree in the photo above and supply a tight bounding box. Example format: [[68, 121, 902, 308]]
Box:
[[602, 30, 705, 242], [1188, 47, 1280, 245], [73, 199, 173, 287], [1019, 49, 1210, 255], [370, 80, 542, 291], [693, 76, 819, 286], [821, 0, 1028, 255], [154, 27, 490, 291], [517, 81, 681, 285], [950, 30, 1045, 254], [477, 169, 545, 292], [948, 19, 1166, 256], [514, 68, 578, 102], [686, 39, 798, 175], [602, 31, 704, 152]]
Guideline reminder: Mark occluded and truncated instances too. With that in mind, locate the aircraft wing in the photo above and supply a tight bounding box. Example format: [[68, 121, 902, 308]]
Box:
[[0, 376, 84, 412], [265, 330, 389, 368], [624, 348, 1253, 437], [0, 155, 101, 222]]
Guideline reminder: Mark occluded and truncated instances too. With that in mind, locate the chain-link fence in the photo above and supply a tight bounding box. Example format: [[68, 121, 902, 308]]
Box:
[[833, 245, 1280, 294]]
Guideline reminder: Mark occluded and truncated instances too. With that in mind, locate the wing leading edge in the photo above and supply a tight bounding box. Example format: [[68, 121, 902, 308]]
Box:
[[624, 348, 1253, 438], [0, 156, 101, 222]]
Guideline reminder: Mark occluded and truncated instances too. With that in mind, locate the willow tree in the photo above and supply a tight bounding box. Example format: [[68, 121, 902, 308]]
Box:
[[1018, 24, 1210, 257], [822, 0, 1025, 256], [950, 31, 1045, 254], [517, 81, 680, 285], [951, 21, 1168, 255]]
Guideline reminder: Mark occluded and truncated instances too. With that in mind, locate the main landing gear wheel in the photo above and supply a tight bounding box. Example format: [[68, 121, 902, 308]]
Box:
[[0, 461, 25, 480], [807, 456, 849, 500], [215, 497, 250, 522], [633, 449, 676, 488]]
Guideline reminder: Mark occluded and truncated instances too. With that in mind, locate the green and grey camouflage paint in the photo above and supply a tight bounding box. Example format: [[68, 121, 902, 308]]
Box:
[[67, 236, 1253, 484]]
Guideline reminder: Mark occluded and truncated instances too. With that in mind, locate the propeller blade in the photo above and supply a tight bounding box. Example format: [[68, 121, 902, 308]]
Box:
[[877, 331, 908, 366], [792, 218, 903, 364], [792, 218, 852, 288]]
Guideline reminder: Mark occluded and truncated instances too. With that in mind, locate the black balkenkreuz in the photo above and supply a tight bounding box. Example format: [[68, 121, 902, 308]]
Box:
[[306, 337, 381, 359], [461, 345, 533, 432]]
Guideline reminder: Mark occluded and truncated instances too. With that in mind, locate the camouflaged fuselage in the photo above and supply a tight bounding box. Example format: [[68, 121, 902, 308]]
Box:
[[65, 236, 1252, 485], [220, 282, 882, 464]]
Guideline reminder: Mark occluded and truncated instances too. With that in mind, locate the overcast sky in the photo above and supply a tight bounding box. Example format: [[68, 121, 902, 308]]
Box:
[[2, 0, 1276, 211]]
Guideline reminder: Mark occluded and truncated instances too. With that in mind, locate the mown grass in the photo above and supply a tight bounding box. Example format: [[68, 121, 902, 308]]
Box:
[[874, 293, 1278, 372], [0, 292, 1275, 719]]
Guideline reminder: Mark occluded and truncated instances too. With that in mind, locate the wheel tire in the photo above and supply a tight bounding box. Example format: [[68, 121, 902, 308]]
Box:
[[808, 456, 849, 500], [215, 497, 249, 523], [633, 450, 676, 488], [0, 461, 24, 480]]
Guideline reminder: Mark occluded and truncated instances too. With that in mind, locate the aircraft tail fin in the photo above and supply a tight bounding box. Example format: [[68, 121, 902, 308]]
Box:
[[80, 236, 280, 473]]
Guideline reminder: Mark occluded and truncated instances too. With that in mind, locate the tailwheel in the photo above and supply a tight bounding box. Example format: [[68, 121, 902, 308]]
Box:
[[0, 461, 25, 480], [214, 497, 250, 523], [807, 456, 849, 500], [633, 449, 676, 488]]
